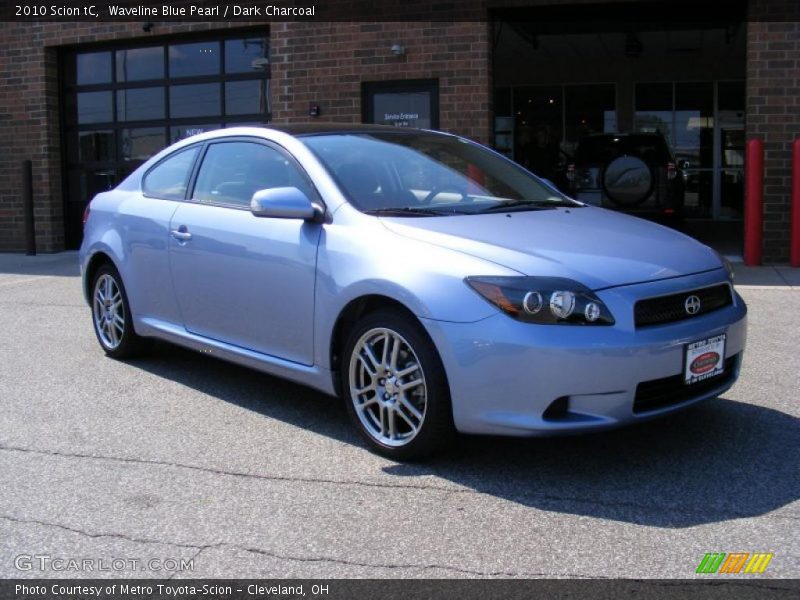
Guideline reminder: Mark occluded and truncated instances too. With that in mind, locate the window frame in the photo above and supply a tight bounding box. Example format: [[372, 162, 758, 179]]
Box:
[[184, 136, 325, 212], [141, 143, 203, 201]]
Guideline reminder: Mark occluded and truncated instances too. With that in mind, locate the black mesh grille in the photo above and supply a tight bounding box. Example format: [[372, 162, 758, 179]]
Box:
[[634, 284, 732, 327], [633, 355, 738, 414]]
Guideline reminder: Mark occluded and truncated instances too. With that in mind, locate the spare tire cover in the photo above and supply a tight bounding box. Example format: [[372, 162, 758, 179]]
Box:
[[602, 155, 653, 206]]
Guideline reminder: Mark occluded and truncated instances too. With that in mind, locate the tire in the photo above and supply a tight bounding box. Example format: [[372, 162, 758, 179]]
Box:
[[90, 264, 149, 359], [602, 155, 654, 207], [341, 308, 455, 460]]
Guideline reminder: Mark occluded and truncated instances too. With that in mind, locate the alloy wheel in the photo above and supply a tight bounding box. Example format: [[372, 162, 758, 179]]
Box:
[[348, 327, 427, 447], [93, 273, 125, 350]]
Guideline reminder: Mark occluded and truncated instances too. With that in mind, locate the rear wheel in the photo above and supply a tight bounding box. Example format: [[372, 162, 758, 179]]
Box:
[[91, 264, 149, 359], [341, 309, 454, 460]]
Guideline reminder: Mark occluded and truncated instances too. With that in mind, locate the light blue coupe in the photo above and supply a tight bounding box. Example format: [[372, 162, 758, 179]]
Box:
[[80, 125, 747, 459]]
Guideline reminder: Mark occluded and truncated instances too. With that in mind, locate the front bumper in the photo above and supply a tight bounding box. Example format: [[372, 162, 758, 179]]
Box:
[[422, 269, 747, 436]]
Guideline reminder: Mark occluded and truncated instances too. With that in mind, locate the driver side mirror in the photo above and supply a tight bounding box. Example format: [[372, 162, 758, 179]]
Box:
[[250, 187, 324, 222]]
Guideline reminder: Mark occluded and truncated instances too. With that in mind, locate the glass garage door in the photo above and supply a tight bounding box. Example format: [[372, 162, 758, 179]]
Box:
[[61, 34, 270, 248]]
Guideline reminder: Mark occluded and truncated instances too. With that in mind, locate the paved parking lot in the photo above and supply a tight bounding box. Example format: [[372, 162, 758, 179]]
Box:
[[0, 252, 798, 579]]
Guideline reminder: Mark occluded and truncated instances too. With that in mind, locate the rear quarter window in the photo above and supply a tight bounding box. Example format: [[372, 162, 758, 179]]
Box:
[[142, 146, 199, 200]]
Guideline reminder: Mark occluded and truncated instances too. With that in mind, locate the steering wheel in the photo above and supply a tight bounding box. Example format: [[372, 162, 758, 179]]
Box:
[[421, 185, 469, 205]]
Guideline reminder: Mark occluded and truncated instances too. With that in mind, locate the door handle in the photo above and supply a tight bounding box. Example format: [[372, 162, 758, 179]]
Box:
[[170, 228, 192, 242]]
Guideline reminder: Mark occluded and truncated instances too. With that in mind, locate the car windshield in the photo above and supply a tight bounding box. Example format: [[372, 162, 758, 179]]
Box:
[[574, 135, 672, 165], [300, 132, 576, 215]]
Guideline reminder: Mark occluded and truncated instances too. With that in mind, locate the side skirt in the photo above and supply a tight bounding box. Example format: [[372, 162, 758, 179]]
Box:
[[135, 316, 338, 397]]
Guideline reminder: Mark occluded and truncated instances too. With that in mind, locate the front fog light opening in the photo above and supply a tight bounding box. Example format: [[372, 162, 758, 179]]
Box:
[[549, 290, 576, 319], [543, 396, 569, 420]]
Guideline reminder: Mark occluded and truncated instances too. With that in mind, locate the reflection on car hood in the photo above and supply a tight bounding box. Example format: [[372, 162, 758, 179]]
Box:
[[380, 206, 722, 290]]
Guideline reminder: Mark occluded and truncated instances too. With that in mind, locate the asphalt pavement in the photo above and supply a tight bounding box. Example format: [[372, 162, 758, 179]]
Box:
[[0, 252, 798, 579]]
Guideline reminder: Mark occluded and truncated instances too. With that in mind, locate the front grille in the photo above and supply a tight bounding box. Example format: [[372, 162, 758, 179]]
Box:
[[634, 284, 732, 327], [633, 355, 738, 414]]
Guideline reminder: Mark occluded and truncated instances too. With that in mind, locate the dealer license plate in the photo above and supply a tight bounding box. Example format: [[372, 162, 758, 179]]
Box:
[[684, 334, 726, 385]]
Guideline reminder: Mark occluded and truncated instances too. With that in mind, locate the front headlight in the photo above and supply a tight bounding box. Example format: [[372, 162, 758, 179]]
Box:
[[722, 256, 735, 281], [712, 250, 735, 282], [465, 276, 615, 325]]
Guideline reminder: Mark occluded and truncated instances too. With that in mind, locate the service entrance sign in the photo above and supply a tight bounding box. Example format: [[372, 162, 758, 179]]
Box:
[[363, 79, 439, 129]]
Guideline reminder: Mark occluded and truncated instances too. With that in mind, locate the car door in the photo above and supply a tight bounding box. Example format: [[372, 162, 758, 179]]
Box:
[[168, 138, 322, 365], [123, 145, 201, 326]]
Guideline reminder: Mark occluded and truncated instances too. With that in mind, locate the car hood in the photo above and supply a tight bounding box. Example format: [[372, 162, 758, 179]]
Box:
[[380, 206, 722, 290]]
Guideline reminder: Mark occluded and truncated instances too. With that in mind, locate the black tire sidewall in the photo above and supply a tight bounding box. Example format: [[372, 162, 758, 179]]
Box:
[[340, 309, 454, 460]]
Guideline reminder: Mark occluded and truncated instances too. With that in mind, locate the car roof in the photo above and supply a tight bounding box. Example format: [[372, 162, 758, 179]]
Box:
[[271, 122, 410, 135], [229, 122, 432, 136], [157, 123, 449, 159]]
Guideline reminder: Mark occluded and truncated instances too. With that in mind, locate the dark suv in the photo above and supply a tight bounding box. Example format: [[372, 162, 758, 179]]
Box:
[[566, 133, 684, 226]]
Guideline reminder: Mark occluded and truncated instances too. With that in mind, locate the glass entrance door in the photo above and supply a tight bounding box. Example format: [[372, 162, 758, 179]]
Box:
[[717, 82, 745, 220], [634, 80, 744, 220]]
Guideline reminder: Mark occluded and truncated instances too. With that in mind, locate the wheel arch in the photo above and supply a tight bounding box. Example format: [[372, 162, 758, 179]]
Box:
[[83, 251, 117, 304], [328, 294, 430, 397]]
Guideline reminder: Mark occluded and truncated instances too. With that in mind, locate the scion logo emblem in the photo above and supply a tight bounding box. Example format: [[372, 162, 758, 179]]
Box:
[[684, 295, 701, 315]]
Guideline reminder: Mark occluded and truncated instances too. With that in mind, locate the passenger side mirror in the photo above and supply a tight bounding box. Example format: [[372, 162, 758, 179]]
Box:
[[250, 187, 323, 222]]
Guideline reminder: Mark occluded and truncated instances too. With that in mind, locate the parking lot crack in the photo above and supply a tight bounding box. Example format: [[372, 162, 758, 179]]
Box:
[[0, 443, 460, 495], [0, 513, 597, 578], [180, 541, 604, 578], [0, 513, 201, 550], [2, 444, 798, 526]]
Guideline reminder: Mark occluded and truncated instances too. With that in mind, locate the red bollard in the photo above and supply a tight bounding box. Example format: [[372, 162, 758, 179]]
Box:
[[744, 138, 764, 266], [791, 139, 800, 268]]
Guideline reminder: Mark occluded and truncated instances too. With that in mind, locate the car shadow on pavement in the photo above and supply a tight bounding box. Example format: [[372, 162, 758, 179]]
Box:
[[136, 342, 799, 529], [388, 401, 800, 528]]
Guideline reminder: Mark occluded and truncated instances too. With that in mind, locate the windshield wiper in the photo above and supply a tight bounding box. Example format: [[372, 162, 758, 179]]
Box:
[[363, 207, 457, 217], [477, 200, 564, 213]]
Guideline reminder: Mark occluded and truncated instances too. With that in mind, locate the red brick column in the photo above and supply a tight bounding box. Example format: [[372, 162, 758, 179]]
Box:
[[746, 1, 800, 262]]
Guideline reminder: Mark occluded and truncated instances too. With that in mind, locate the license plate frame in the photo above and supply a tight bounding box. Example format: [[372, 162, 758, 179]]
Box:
[[684, 334, 726, 385]]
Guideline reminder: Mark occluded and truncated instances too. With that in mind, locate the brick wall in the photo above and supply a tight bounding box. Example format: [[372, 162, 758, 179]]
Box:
[[269, 22, 491, 143], [0, 20, 490, 253], [746, 0, 800, 262]]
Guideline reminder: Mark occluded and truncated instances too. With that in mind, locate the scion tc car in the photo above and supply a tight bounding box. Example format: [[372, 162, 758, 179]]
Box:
[[80, 125, 746, 459]]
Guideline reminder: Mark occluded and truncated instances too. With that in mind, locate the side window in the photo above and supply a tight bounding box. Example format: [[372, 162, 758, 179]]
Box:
[[142, 147, 199, 200], [193, 141, 314, 208]]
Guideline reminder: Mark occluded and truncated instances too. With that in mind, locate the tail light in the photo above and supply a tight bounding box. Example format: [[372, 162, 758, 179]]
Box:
[[566, 163, 576, 183], [82, 204, 91, 228], [667, 162, 677, 180]]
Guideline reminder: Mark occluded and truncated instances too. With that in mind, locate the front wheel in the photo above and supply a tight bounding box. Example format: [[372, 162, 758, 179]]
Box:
[[341, 309, 455, 460], [91, 264, 149, 359]]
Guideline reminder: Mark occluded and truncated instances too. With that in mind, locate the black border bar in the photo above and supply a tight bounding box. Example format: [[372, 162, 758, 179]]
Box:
[[2, 579, 800, 600], [2, 0, 799, 23]]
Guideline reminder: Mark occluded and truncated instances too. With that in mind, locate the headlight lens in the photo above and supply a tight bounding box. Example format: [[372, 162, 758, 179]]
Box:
[[712, 250, 735, 281], [722, 256, 735, 281], [466, 276, 615, 325]]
